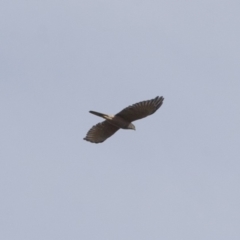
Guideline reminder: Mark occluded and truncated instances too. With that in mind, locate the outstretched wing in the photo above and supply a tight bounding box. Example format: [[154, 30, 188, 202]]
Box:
[[116, 96, 164, 122], [84, 120, 119, 143]]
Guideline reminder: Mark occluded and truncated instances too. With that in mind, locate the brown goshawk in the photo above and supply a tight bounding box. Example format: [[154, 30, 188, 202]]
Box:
[[84, 96, 164, 143]]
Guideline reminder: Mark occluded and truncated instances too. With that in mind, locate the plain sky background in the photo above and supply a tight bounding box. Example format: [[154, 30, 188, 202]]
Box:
[[1, 1, 240, 239]]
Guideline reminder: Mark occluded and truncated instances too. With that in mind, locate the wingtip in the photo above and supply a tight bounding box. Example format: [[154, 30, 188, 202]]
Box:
[[157, 96, 164, 102]]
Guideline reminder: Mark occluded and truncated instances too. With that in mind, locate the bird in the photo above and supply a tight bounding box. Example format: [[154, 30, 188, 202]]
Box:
[[84, 96, 164, 143]]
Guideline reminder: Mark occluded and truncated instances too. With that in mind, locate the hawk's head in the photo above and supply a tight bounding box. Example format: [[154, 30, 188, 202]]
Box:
[[127, 123, 136, 130]]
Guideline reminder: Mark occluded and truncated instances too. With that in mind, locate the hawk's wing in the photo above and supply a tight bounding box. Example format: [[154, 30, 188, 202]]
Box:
[[116, 96, 164, 122], [84, 120, 119, 143]]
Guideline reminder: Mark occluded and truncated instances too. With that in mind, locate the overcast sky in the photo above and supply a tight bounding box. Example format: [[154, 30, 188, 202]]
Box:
[[1, 1, 240, 240]]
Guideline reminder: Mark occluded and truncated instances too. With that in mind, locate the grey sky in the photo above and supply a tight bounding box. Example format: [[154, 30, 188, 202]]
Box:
[[1, 1, 240, 239]]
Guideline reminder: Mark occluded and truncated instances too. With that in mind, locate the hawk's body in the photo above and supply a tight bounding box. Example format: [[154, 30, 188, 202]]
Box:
[[84, 96, 164, 143], [89, 111, 132, 129]]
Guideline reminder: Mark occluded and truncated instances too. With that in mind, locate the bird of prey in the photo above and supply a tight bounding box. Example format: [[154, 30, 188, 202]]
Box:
[[84, 96, 164, 143]]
